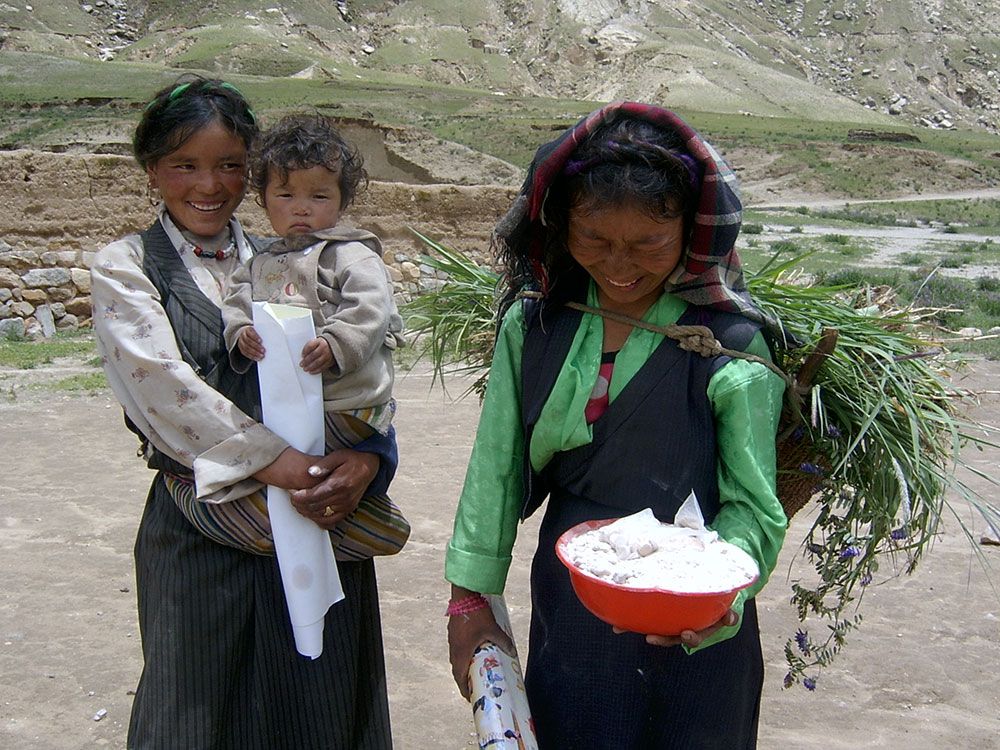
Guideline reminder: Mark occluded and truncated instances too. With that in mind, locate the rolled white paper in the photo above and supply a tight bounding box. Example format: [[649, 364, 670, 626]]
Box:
[[468, 596, 539, 750], [252, 301, 344, 659]]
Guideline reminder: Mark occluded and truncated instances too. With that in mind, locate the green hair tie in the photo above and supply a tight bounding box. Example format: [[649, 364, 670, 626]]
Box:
[[143, 80, 256, 122], [168, 82, 192, 100], [219, 82, 257, 123], [143, 81, 191, 110]]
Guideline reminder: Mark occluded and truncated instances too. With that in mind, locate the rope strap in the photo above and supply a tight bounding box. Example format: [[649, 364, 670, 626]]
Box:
[[517, 291, 839, 425], [563, 301, 795, 388]]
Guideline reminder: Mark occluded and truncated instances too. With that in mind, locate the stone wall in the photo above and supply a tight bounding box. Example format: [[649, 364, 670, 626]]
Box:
[[0, 150, 517, 338]]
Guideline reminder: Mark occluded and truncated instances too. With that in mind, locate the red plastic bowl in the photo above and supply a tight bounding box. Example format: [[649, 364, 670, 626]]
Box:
[[555, 518, 759, 636]]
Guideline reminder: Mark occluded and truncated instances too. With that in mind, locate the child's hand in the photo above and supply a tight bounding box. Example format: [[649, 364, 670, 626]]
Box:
[[238, 326, 266, 361], [300, 337, 333, 374]]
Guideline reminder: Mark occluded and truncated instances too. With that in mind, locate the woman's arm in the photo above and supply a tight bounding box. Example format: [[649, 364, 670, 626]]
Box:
[[91, 237, 289, 500], [444, 305, 527, 698], [273, 448, 380, 530], [284, 425, 398, 529], [444, 304, 528, 595], [350, 425, 398, 496], [447, 584, 515, 701], [686, 332, 787, 652]]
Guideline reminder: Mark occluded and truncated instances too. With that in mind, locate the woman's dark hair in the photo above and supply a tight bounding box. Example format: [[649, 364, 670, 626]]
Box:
[[133, 75, 259, 169], [498, 116, 702, 315], [249, 113, 368, 210]]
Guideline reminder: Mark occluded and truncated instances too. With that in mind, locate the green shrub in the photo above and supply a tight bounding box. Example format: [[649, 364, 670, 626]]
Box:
[[897, 252, 926, 266], [772, 239, 803, 254], [976, 290, 1000, 318]]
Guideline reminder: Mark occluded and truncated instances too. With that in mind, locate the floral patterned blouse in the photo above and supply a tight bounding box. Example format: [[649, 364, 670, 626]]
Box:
[[90, 206, 288, 504]]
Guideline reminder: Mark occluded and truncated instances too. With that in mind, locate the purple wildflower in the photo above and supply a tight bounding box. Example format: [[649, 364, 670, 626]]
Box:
[[806, 542, 825, 556], [803, 677, 817, 691], [791, 426, 805, 441], [839, 546, 861, 560], [794, 629, 810, 655], [826, 425, 842, 438], [799, 462, 824, 475], [783, 672, 794, 689], [890, 527, 908, 541], [860, 573, 873, 586]]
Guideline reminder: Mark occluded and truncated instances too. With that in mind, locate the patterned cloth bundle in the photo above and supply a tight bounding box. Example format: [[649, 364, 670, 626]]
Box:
[[166, 410, 409, 560]]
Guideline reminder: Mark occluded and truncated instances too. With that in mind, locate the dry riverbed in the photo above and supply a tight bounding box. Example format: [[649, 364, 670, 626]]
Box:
[[1, 361, 998, 749]]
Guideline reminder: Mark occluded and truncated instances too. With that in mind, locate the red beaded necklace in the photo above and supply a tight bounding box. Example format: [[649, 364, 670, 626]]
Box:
[[190, 241, 235, 260]]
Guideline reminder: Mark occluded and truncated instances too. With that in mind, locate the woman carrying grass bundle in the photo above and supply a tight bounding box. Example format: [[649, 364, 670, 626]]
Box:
[[444, 102, 789, 748]]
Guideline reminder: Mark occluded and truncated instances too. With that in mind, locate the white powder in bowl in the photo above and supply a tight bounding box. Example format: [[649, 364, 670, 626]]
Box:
[[562, 509, 759, 593]]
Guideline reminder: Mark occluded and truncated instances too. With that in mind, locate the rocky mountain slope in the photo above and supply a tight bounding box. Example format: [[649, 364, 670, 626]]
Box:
[[3, 1, 1000, 203], [2, 0, 999, 133]]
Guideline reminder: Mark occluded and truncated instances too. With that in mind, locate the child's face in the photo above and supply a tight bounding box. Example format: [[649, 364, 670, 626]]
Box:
[[146, 120, 247, 239], [567, 201, 685, 318], [263, 165, 343, 238]]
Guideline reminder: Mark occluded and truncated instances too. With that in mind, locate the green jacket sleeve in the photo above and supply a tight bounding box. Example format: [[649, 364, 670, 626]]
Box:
[[444, 303, 527, 594], [687, 331, 787, 652]]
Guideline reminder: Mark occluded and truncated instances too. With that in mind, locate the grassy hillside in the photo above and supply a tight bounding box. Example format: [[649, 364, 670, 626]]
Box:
[[3, 1, 999, 129], [2, 1, 1000, 197]]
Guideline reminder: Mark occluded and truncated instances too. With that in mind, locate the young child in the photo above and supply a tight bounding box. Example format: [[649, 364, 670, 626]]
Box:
[[187, 112, 408, 559]]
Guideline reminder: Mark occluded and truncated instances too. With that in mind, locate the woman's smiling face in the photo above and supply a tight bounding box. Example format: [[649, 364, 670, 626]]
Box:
[[567, 202, 685, 318], [145, 119, 248, 239]]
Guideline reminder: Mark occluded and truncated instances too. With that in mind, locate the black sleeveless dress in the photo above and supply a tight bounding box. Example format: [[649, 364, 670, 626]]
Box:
[[519, 291, 765, 750]]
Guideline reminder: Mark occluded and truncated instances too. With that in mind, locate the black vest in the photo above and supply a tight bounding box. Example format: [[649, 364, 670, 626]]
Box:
[[123, 221, 261, 477], [519, 291, 761, 525]]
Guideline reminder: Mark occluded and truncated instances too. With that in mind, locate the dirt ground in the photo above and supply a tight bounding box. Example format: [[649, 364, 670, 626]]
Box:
[[1, 360, 999, 749]]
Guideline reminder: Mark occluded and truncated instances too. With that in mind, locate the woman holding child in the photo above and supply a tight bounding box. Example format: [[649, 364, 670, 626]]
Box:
[[91, 76, 395, 748]]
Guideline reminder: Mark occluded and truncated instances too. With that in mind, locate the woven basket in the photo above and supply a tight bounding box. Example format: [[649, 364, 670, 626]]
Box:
[[776, 424, 827, 520], [774, 329, 839, 521]]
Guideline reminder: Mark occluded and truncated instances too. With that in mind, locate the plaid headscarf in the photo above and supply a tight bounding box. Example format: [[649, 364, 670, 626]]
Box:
[[495, 101, 775, 330]]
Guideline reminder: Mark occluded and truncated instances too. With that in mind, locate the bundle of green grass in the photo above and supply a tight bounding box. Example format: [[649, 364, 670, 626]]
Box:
[[403, 232, 1000, 690]]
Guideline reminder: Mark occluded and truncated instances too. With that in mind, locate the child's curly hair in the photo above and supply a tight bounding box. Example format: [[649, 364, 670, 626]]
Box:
[[250, 113, 367, 209]]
